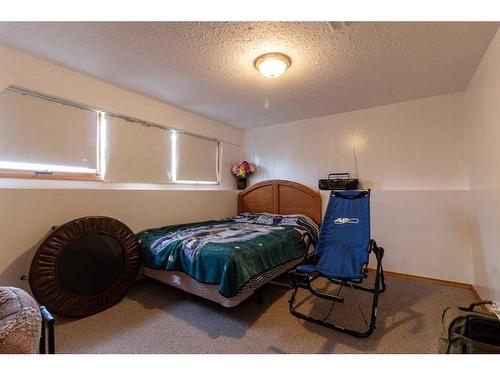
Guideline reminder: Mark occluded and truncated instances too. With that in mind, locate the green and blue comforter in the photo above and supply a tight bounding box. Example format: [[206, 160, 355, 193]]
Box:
[[137, 213, 318, 298]]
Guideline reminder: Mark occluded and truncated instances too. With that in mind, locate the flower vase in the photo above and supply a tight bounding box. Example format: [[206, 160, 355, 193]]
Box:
[[236, 177, 247, 190]]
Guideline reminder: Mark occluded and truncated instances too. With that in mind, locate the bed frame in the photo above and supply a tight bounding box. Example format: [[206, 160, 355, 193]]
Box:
[[143, 179, 322, 307]]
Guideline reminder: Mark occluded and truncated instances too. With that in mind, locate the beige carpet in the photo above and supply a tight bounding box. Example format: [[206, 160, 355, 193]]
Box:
[[55, 273, 475, 354]]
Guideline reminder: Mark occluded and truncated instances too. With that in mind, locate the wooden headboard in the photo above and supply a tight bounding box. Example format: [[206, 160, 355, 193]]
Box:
[[238, 180, 322, 225]]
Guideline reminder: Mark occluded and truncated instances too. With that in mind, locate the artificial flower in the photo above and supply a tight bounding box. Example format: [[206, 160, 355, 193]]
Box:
[[231, 161, 256, 178]]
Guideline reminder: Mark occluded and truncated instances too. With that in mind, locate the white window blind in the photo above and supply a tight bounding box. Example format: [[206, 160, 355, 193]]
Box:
[[0, 90, 99, 175], [104, 115, 172, 183], [173, 132, 219, 183]]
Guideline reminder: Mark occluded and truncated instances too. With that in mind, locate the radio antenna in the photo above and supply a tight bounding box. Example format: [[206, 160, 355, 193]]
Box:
[[351, 129, 360, 178]]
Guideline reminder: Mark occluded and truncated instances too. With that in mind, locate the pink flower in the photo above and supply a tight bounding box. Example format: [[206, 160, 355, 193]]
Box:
[[231, 165, 239, 176], [231, 161, 256, 178]]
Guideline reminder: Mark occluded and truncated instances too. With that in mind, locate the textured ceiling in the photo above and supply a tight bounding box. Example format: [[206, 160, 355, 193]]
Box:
[[0, 22, 498, 128]]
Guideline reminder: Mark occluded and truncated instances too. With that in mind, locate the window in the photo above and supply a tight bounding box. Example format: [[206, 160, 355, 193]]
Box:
[[0, 87, 222, 185], [172, 131, 220, 184], [104, 115, 172, 183], [0, 89, 102, 180]]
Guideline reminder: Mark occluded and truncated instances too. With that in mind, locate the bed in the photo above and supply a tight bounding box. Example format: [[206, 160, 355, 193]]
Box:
[[138, 180, 322, 307]]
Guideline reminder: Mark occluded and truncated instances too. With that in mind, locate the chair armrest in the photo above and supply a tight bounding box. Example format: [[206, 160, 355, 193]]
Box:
[[40, 306, 54, 324], [370, 240, 385, 260]]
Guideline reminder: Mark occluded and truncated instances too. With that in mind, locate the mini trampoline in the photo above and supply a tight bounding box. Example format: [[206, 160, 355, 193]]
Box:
[[29, 216, 140, 318]]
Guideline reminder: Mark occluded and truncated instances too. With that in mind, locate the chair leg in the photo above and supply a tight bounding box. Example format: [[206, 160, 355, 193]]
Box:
[[365, 247, 384, 335], [39, 320, 46, 354], [47, 319, 55, 354], [289, 285, 375, 338], [379, 265, 386, 293], [288, 246, 385, 338], [373, 246, 386, 293], [39, 306, 55, 354]]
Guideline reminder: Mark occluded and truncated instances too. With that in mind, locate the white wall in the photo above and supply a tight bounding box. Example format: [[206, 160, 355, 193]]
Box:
[[464, 29, 500, 301], [245, 93, 473, 283], [0, 189, 239, 289], [0, 46, 244, 288], [0, 45, 242, 145], [0, 45, 245, 189], [3, 40, 500, 294]]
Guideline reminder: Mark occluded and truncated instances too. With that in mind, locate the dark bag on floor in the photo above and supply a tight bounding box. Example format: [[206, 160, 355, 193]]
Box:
[[439, 300, 500, 353]]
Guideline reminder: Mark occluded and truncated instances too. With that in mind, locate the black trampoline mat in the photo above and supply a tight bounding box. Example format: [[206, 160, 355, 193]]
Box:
[[29, 216, 140, 318]]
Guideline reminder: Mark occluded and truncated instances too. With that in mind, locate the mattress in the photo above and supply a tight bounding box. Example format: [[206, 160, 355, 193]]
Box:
[[137, 213, 318, 301], [141, 249, 311, 307]]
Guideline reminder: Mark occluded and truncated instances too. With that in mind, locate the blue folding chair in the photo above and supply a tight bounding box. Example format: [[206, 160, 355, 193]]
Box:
[[289, 190, 386, 337]]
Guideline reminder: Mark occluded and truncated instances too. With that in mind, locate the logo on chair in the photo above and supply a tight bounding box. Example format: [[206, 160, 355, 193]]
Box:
[[334, 217, 359, 224]]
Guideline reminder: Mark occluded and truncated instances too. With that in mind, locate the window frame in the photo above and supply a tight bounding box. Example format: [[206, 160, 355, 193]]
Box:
[[171, 130, 221, 185], [0, 90, 104, 181]]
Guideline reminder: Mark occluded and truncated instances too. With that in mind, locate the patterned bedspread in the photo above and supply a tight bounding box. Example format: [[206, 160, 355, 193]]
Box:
[[137, 213, 319, 298]]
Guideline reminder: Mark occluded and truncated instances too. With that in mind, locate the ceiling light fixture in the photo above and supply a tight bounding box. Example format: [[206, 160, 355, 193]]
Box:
[[254, 53, 291, 79]]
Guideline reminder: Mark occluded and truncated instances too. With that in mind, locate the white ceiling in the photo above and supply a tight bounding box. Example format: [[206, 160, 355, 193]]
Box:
[[0, 22, 498, 128]]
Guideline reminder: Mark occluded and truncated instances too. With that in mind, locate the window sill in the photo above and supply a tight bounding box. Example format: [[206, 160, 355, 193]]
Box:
[[0, 171, 102, 182], [0, 176, 239, 191], [172, 180, 220, 185]]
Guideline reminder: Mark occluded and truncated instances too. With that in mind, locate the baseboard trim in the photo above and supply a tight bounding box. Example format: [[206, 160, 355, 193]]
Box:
[[368, 268, 481, 300]]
